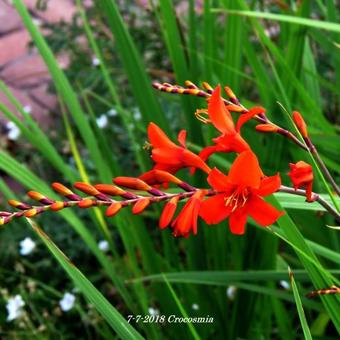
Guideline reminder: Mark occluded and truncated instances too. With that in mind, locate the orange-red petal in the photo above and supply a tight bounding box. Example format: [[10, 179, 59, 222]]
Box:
[[255, 173, 281, 197], [229, 207, 248, 235], [236, 106, 265, 132], [177, 130, 187, 147], [208, 86, 235, 134], [207, 168, 233, 193], [148, 123, 176, 148], [247, 196, 284, 226], [228, 151, 262, 189], [199, 194, 231, 225]]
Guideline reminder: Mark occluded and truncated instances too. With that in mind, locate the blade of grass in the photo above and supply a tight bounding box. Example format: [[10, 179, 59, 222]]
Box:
[[13, 0, 112, 183], [213, 9, 340, 33], [26, 219, 144, 340], [99, 0, 169, 131], [288, 268, 313, 340], [162, 274, 201, 340]]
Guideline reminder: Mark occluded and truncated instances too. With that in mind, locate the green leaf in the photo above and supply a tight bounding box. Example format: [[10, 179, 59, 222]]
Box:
[[26, 219, 143, 340], [213, 10, 340, 33], [289, 268, 313, 340]]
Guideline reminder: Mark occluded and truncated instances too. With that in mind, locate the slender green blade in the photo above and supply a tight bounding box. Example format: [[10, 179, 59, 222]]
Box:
[[289, 268, 313, 340], [26, 219, 144, 340]]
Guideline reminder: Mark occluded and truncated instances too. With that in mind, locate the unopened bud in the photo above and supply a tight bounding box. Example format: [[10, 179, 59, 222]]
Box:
[[255, 124, 279, 133], [292, 111, 308, 138]]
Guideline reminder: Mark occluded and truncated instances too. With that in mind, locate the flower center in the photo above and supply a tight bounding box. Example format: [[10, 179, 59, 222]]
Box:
[[224, 188, 249, 212]]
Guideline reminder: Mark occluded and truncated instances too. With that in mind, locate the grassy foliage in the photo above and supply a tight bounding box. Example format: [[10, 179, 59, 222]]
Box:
[[0, 0, 339, 338]]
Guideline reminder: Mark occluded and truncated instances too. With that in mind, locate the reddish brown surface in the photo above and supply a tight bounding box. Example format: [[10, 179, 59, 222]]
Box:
[[0, 0, 76, 127]]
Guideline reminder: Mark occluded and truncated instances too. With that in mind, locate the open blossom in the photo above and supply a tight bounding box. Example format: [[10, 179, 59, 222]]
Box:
[[6, 295, 25, 322], [198, 86, 265, 162], [19, 237, 36, 256], [147, 122, 211, 175], [288, 161, 314, 202], [59, 292, 76, 312], [200, 151, 284, 235]]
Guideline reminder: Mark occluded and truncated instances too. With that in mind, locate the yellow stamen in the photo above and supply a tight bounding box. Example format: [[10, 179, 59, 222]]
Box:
[[195, 109, 211, 124]]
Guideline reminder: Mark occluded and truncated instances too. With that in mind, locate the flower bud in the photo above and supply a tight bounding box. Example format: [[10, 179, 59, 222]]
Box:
[[132, 198, 150, 214], [113, 177, 151, 191], [292, 111, 308, 138], [106, 202, 122, 217], [255, 124, 279, 133], [159, 196, 179, 229], [288, 161, 314, 202]]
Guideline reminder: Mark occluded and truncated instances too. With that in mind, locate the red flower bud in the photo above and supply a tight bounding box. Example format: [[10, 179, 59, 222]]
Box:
[[159, 196, 179, 229], [113, 177, 151, 191], [288, 161, 314, 202], [106, 202, 122, 217], [292, 111, 308, 138], [255, 124, 279, 133], [132, 198, 150, 214]]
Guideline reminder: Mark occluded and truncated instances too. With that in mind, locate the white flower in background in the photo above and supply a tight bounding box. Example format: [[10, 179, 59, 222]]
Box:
[[96, 114, 108, 129], [132, 107, 142, 121], [279, 280, 290, 290], [148, 307, 159, 316], [107, 108, 118, 117], [59, 292, 76, 312], [19, 237, 36, 256], [98, 240, 109, 252], [23, 105, 32, 114], [226, 286, 237, 300], [6, 121, 21, 141], [32, 18, 42, 26], [6, 295, 25, 322], [92, 56, 100, 66], [192, 303, 199, 310]]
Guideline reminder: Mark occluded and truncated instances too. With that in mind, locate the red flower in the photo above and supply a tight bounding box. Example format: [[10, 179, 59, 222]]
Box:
[[288, 161, 314, 202], [171, 190, 206, 237], [199, 151, 284, 235], [148, 123, 211, 175], [198, 86, 265, 162]]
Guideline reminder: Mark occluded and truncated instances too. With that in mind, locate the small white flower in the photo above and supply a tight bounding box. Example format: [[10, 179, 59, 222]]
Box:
[[92, 57, 100, 66], [32, 18, 42, 26], [107, 108, 118, 117], [6, 295, 25, 322], [19, 237, 36, 256], [98, 240, 109, 252], [148, 307, 159, 316], [96, 114, 108, 129], [59, 292, 76, 312], [280, 280, 290, 290], [6, 121, 21, 141], [192, 303, 199, 310], [23, 105, 32, 114], [226, 286, 237, 300], [132, 108, 142, 121]]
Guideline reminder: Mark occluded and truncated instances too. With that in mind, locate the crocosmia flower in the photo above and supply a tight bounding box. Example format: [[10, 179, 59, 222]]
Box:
[[171, 190, 206, 237], [200, 151, 284, 235], [288, 161, 314, 202], [198, 86, 265, 162], [148, 122, 211, 175]]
